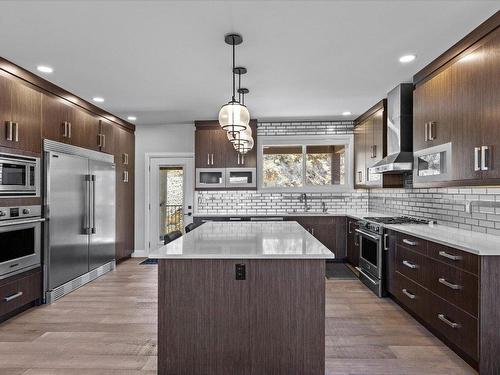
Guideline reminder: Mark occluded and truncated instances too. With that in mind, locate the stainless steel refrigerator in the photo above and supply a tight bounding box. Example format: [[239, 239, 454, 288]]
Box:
[[43, 140, 116, 303]]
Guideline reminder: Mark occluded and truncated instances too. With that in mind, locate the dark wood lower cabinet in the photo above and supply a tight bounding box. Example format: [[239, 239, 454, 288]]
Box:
[[158, 259, 325, 375], [388, 229, 500, 373], [0, 268, 42, 322], [346, 218, 359, 266]]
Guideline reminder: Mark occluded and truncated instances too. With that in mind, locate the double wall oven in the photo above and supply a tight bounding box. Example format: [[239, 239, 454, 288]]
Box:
[[0, 205, 43, 279]]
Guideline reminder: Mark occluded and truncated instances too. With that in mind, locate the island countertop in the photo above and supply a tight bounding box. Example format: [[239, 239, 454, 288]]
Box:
[[150, 221, 335, 259]]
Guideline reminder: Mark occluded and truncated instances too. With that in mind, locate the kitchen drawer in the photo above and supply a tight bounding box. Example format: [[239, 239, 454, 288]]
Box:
[[397, 232, 427, 255], [427, 242, 478, 275], [427, 292, 478, 361], [0, 269, 42, 317], [393, 272, 430, 320], [427, 259, 478, 317], [396, 245, 428, 285]]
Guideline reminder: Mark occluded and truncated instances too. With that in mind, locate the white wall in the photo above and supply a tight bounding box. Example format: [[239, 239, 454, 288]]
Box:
[[134, 124, 195, 253]]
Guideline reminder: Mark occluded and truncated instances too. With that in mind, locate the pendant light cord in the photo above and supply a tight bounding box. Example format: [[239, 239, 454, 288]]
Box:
[[238, 73, 242, 103], [232, 36, 236, 102]]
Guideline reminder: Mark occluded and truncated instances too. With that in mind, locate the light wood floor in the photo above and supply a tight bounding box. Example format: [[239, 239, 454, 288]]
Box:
[[0, 258, 476, 375]]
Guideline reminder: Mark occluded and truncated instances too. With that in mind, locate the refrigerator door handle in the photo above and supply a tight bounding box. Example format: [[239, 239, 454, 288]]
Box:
[[84, 174, 91, 234], [91, 175, 96, 234]]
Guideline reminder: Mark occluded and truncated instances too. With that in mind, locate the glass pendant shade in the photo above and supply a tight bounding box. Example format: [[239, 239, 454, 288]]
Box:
[[218, 101, 250, 135], [235, 135, 254, 154], [227, 126, 252, 146]]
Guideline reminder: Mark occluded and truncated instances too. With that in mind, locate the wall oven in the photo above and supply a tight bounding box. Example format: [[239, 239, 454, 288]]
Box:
[[0, 205, 43, 279], [355, 220, 385, 297], [0, 153, 40, 196]]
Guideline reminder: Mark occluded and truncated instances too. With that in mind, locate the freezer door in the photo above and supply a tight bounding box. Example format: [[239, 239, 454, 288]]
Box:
[[46, 152, 90, 290], [89, 160, 116, 270]]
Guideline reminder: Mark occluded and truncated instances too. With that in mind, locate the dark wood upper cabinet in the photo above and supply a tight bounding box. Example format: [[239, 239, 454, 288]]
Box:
[[41, 93, 72, 143], [99, 118, 116, 155], [354, 122, 366, 187], [0, 73, 41, 154]]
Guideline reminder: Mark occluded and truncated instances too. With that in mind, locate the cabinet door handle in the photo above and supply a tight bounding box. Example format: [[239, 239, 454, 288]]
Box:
[[354, 233, 359, 246], [481, 145, 489, 171], [102, 134, 106, 148], [68, 122, 72, 138], [98, 134, 103, 147], [438, 277, 462, 290], [13, 122, 19, 142], [402, 239, 417, 246], [358, 171, 362, 183], [311, 228, 314, 236], [348, 221, 352, 234], [62, 122, 67, 138], [474, 147, 481, 171], [6, 121, 13, 141], [438, 251, 462, 261], [384, 233, 389, 251], [238, 153, 240, 165], [372, 144, 376, 158], [428, 121, 436, 140], [241, 154, 244, 164], [207, 153, 210, 165], [402, 289, 416, 300], [402, 260, 418, 269], [211, 154, 214, 165], [4, 291, 23, 302], [123, 153, 129, 165], [123, 170, 129, 183], [424, 122, 429, 142], [438, 314, 459, 329]]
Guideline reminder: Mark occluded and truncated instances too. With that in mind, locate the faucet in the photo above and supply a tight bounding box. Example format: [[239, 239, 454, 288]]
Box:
[[299, 193, 310, 211]]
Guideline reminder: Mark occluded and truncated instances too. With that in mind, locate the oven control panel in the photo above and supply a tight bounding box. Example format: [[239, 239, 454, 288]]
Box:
[[357, 220, 383, 234], [0, 205, 41, 221]]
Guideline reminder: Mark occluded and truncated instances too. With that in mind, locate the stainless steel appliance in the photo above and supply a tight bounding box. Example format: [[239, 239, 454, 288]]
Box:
[[0, 152, 40, 196], [0, 205, 43, 279], [44, 140, 116, 303], [370, 83, 414, 174], [356, 216, 433, 297], [225, 168, 256, 188], [196, 168, 226, 189]]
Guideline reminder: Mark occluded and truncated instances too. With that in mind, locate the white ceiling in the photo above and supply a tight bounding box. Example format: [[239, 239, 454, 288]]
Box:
[[0, 1, 498, 125]]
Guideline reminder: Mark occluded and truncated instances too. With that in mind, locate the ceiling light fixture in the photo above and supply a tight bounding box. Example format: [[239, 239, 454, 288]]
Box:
[[218, 33, 250, 137], [92, 97, 104, 103], [342, 111, 352, 116], [399, 54, 416, 63], [127, 116, 137, 121], [37, 65, 53, 73]]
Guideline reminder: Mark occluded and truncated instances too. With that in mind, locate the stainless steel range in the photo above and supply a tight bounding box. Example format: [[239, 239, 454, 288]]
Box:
[[355, 216, 432, 297]]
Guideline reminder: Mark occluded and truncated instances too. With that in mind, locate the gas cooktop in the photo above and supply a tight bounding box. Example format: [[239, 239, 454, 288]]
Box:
[[363, 216, 434, 225]]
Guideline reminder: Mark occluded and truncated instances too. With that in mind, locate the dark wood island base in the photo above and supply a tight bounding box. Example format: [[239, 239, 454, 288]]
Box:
[[158, 258, 326, 375]]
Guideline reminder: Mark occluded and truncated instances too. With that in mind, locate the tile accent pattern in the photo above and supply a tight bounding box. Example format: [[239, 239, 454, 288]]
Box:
[[195, 190, 369, 216], [257, 121, 354, 136]]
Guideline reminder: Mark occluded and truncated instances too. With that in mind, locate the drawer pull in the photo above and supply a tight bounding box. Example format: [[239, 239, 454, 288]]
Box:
[[438, 277, 462, 290], [402, 239, 417, 246], [402, 260, 418, 269], [438, 251, 462, 261], [402, 288, 416, 300], [4, 291, 23, 302], [438, 313, 460, 329]]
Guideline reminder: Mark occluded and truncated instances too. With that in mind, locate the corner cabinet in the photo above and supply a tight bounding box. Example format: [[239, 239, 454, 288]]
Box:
[[354, 100, 403, 189], [412, 17, 500, 187]]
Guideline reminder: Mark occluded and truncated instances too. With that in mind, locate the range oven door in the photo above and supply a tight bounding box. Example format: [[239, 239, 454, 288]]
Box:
[[0, 219, 42, 279], [356, 228, 382, 279]]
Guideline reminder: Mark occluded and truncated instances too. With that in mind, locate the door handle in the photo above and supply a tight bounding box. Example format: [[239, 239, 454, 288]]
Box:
[[62, 121, 68, 138], [383, 233, 389, 251], [402, 260, 418, 269], [424, 122, 428, 142], [237, 153, 240, 165], [98, 134, 103, 147], [372, 144, 376, 158], [123, 170, 129, 183], [84, 174, 91, 234], [13, 122, 19, 142], [68, 122, 72, 138], [91, 175, 96, 234], [428, 121, 436, 140], [438, 251, 462, 261], [4, 291, 23, 302], [211, 154, 214, 165], [6, 121, 13, 141], [348, 221, 352, 234], [402, 239, 417, 246], [241, 154, 244, 164], [481, 145, 489, 171], [102, 134, 106, 149], [207, 153, 210, 165], [474, 147, 481, 171]]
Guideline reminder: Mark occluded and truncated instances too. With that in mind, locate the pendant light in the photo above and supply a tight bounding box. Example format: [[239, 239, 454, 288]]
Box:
[[227, 67, 251, 146], [232, 86, 254, 154], [218, 34, 250, 136]]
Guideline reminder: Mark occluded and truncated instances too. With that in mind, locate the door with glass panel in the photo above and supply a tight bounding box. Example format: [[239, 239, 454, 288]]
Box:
[[149, 157, 194, 252]]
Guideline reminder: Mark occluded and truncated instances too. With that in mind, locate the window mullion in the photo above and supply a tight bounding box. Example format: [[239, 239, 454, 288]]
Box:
[[302, 144, 306, 188]]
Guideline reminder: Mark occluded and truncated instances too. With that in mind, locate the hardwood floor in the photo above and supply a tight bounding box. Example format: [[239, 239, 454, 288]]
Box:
[[0, 258, 475, 374]]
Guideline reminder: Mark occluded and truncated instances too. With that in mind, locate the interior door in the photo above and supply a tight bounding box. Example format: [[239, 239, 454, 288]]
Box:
[[46, 151, 89, 290], [89, 159, 116, 270], [149, 156, 194, 252]]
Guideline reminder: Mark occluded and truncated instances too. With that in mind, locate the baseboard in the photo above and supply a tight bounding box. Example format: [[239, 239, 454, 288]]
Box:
[[132, 250, 147, 257]]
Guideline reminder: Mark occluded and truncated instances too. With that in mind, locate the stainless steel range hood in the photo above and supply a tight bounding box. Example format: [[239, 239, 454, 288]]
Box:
[[370, 83, 413, 174]]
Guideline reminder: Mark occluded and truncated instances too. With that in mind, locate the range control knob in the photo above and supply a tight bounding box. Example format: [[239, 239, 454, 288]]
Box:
[[0, 210, 6, 217], [22, 208, 30, 215]]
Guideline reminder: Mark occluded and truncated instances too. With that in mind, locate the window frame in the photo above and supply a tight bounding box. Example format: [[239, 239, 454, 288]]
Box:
[[257, 134, 354, 192]]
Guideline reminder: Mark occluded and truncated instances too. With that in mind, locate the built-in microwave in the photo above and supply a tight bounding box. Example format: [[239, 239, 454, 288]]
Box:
[[0, 153, 40, 196], [196, 168, 226, 189]]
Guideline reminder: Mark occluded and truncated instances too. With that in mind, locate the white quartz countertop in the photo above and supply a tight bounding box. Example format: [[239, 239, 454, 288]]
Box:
[[193, 211, 500, 256], [150, 221, 335, 259]]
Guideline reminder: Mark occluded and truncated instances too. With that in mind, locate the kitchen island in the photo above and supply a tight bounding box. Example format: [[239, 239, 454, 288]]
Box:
[[152, 221, 334, 375]]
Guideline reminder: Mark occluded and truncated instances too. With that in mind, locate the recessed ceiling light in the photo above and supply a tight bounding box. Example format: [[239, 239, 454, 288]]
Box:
[[37, 65, 53, 73], [127, 116, 137, 121], [342, 111, 352, 116], [92, 97, 104, 103], [399, 54, 416, 63]]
